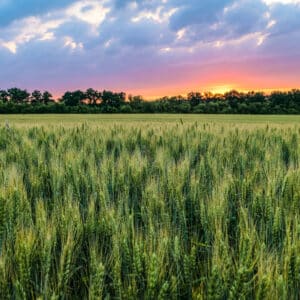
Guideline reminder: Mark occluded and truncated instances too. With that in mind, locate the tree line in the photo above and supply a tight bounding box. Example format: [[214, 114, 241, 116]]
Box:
[[0, 87, 300, 114]]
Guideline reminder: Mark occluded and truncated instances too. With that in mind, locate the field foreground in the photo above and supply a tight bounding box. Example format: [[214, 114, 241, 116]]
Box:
[[2, 113, 300, 126], [0, 115, 300, 299]]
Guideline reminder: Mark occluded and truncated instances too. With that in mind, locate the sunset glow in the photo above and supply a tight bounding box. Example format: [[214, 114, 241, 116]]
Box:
[[0, 0, 299, 98]]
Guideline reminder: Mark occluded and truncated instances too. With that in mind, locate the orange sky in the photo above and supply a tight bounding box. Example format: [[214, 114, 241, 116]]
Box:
[[130, 85, 297, 100]]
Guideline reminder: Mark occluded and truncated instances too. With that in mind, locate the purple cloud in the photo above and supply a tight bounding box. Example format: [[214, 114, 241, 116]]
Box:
[[0, 0, 299, 96]]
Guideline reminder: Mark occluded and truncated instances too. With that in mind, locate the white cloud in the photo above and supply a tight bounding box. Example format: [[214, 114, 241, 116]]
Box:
[[1, 41, 17, 54], [263, 0, 300, 4], [267, 19, 277, 28], [66, 0, 110, 27], [160, 47, 172, 52], [64, 36, 84, 50], [104, 39, 114, 48], [39, 32, 55, 41], [131, 6, 177, 23], [176, 28, 186, 40], [0, 0, 111, 53], [0, 17, 64, 53], [257, 34, 268, 45]]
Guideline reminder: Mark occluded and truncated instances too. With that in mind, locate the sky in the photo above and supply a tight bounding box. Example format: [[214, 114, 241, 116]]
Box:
[[0, 0, 300, 98]]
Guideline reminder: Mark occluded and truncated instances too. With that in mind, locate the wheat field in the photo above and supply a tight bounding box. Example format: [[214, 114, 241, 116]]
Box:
[[0, 115, 299, 299]]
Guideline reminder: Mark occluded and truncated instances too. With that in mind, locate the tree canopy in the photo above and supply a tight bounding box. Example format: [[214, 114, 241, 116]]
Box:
[[0, 87, 300, 114]]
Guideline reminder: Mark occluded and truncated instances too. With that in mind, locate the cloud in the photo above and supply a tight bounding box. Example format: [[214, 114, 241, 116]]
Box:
[[0, 0, 299, 95], [0, 0, 111, 54], [263, 0, 300, 4], [0, 16, 65, 53], [223, 1, 269, 37], [169, 0, 234, 31], [65, 1, 110, 28], [268, 2, 300, 36], [0, 0, 76, 27]]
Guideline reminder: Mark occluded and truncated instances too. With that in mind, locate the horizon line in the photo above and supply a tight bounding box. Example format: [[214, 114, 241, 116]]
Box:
[[2, 86, 300, 101]]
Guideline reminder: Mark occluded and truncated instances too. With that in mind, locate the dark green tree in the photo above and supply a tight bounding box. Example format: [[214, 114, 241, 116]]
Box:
[[61, 90, 86, 106], [31, 90, 43, 104], [188, 92, 203, 106], [102, 90, 126, 108], [8, 88, 30, 103], [224, 90, 243, 111], [86, 88, 101, 105], [42, 91, 54, 105], [128, 95, 144, 111], [0, 90, 9, 102]]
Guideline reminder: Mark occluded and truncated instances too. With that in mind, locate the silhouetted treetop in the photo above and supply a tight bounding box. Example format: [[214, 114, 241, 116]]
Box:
[[0, 88, 300, 114]]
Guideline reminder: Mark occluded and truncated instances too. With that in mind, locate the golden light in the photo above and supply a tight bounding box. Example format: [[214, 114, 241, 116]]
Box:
[[209, 85, 236, 94]]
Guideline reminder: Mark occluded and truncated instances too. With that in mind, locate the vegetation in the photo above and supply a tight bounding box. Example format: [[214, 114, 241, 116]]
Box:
[[1, 88, 300, 114], [0, 117, 299, 298]]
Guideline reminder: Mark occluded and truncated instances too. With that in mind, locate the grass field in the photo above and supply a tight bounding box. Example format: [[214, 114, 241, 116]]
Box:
[[0, 114, 300, 299], [2, 114, 300, 126]]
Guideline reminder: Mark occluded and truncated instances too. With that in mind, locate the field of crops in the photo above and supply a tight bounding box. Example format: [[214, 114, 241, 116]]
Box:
[[0, 115, 300, 299]]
